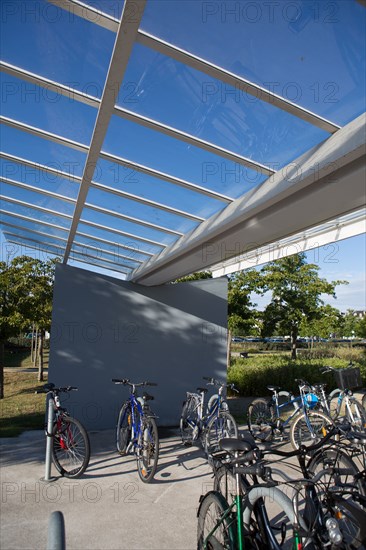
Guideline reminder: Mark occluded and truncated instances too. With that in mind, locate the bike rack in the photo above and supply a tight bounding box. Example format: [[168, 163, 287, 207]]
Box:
[[40, 393, 57, 482]]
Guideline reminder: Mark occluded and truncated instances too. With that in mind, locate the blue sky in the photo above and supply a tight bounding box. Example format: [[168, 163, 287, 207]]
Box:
[[251, 233, 366, 313], [0, 0, 365, 293]]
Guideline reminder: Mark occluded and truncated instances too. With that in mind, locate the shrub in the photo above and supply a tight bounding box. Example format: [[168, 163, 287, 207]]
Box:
[[227, 354, 366, 397]]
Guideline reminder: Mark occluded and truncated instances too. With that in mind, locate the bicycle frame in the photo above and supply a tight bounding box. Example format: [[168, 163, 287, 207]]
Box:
[[271, 392, 314, 432], [184, 389, 223, 436]]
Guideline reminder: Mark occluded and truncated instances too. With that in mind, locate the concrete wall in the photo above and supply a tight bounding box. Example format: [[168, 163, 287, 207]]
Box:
[[48, 264, 228, 430]]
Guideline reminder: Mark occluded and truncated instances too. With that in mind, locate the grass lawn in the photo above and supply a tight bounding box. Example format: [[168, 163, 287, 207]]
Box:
[[0, 349, 49, 437]]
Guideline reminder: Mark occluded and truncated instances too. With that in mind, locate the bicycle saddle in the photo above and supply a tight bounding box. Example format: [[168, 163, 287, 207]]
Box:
[[142, 392, 154, 401], [267, 385, 281, 391], [220, 438, 254, 453], [197, 387, 208, 393]]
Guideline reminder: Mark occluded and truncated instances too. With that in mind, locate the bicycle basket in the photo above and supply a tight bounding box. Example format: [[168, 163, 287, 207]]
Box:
[[304, 392, 319, 409], [334, 367, 362, 390]]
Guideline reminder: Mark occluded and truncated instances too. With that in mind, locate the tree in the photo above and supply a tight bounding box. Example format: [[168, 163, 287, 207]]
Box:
[[174, 271, 212, 282], [260, 253, 346, 359], [228, 270, 261, 336], [0, 256, 57, 397], [299, 304, 343, 340], [355, 315, 366, 338], [341, 310, 364, 338]]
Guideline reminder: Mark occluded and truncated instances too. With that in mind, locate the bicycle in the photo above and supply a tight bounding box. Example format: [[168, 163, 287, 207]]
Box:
[[321, 364, 366, 430], [247, 380, 333, 449], [198, 436, 319, 549], [200, 430, 366, 549], [112, 378, 159, 483], [36, 383, 90, 478], [180, 377, 238, 454]]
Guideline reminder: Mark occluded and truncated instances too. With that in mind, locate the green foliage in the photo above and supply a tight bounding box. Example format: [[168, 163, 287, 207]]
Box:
[[228, 270, 261, 334], [174, 271, 212, 282], [300, 304, 343, 339], [0, 256, 58, 396], [0, 256, 58, 341], [228, 353, 366, 397], [341, 310, 366, 338], [259, 253, 346, 358]]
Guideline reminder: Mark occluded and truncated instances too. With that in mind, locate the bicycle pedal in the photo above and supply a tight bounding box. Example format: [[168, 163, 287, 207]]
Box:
[[256, 431, 272, 442]]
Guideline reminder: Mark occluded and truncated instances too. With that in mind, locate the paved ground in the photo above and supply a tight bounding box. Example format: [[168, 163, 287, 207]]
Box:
[[1, 428, 215, 550]]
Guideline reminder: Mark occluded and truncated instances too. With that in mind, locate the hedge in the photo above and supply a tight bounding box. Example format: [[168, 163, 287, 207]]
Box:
[[227, 353, 366, 397]]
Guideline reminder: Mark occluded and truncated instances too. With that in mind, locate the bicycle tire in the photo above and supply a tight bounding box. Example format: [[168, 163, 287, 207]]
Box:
[[307, 447, 366, 501], [52, 415, 90, 478], [289, 410, 333, 450], [247, 398, 274, 441], [345, 397, 366, 430], [205, 411, 238, 455], [180, 396, 199, 446], [207, 394, 229, 415], [331, 494, 366, 548], [116, 402, 132, 455], [136, 415, 159, 483], [242, 486, 309, 549], [197, 490, 237, 550], [328, 388, 342, 419], [362, 393, 366, 411]]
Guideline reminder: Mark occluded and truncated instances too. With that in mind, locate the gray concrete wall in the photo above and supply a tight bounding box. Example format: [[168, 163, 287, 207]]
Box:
[[48, 264, 228, 430]]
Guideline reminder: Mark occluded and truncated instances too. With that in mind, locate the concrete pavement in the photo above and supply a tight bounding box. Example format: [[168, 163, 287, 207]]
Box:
[[1, 428, 213, 550]]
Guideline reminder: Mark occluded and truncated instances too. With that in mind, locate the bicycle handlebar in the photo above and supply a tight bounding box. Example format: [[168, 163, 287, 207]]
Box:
[[202, 376, 239, 392], [35, 384, 78, 394], [111, 379, 157, 387]]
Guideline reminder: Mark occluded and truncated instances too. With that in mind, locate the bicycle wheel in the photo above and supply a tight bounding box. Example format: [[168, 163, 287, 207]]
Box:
[[116, 403, 132, 455], [52, 415, 90, 478], [307, 447, 366, 501], [289, 410, 333, 450], [328, 388, 342, 419], [205, 411, 238, 455], [330, 495, 366, 548], [243, 486, 310, 549], [247, 398, 274, 441], [136, 416, 159, 483], [180, 396, 199, 446], [197, 491, 237, 550], [345, 397, 366, 430]]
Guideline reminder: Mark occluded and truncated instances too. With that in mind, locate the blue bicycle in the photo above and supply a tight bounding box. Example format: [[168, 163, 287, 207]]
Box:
[[112, 379, 159, 483], [248, 380, 333, 449], [180, 377, 238, 454]]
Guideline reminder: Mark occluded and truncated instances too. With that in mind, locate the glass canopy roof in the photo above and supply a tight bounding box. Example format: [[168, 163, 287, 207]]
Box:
[[1, 0, 365, 281]]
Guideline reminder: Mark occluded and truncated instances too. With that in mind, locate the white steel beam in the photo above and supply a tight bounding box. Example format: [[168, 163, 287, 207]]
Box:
[[48, 0, 119, 32], [84, 202, 183, 236], [46, 1, 340, 134], [63, 0, 147, 263], [0, 195, 73, 220], [114, 106, 275, 176], [211, 209, 366, 276], [136, 31, 340, 135], [1, 150, 232, 203], [0, 195, 167, 250], [90, 181, 205, 222], [98, 151, 233, 203], [0, 221, 145, 264], [4, 235, 130, 275], [0, 116, 89, 153], [0, 152, 207, 221], [0, 61, 100, 108], [79, 218, 166, 249], [0, 209, 68, 232], [0, 176, 75, 203], [131, 113, 366, 285]]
